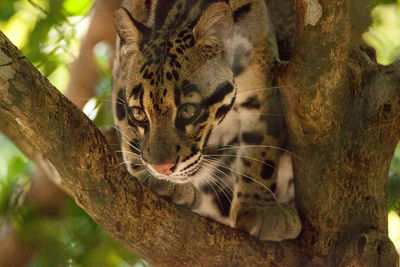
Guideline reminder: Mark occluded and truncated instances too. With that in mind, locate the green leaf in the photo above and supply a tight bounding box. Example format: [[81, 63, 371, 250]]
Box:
[[63, 0, 93, 16], [5, 157, 28, 180]]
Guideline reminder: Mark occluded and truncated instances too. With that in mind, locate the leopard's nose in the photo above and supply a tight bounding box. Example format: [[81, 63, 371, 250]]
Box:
[[151, 163, 176, 175]]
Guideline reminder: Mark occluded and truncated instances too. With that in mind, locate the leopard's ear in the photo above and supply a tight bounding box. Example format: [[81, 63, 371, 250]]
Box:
[[193, 2, 233, 48], [114, 7, 151, 53]]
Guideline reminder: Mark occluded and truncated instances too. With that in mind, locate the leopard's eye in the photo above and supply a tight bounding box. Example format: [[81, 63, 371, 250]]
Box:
[[131, 107, 147, 123], [178, 103, 198, 121]]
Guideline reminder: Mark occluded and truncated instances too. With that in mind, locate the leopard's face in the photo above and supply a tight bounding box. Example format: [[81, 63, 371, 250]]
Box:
[[114, 31, 236, 184], [113, 2, 235, 184]]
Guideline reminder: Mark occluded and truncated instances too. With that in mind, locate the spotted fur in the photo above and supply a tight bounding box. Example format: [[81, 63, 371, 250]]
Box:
[[112, 0, 301, 241]]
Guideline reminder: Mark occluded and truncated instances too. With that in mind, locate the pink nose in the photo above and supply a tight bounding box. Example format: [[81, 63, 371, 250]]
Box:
[[151, 163, 176, 175]]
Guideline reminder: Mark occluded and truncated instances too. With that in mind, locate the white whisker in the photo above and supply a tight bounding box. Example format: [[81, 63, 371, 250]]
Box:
[[205, 177, 223, 209], [201, 162, 234, 194], [206, 154, 275, 169], [216, 145, 303, 161], [118, 160, 143, 168], [141, 173, 152, 183], [235, 86, 283, 98], [115, 150, 141, 158], [210, 178, 232, 206], [112, 127, 141, 153], [202, 165, 233, 207], [204, 164, 233, 195], [202, 157, 279, 204]]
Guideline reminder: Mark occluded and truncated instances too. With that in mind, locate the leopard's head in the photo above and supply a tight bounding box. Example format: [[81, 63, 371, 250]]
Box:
[[113, 2, 236, 183]]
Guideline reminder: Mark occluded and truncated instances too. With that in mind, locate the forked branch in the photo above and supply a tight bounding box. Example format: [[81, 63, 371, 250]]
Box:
[[279, 0, 351, 145]]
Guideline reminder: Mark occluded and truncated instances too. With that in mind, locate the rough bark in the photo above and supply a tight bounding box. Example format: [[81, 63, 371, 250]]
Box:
[[278, 0, 400, 264], [266, 0, 374, 60], [0, 1, 400, 266], [349, 0, 373, 44]]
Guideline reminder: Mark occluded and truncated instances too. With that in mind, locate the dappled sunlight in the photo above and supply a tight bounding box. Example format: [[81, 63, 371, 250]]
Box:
[[0, 1, 41, 47], [389, 211, 400, 254], [363, 2, 400, 65], [0, 0, 91, 92]]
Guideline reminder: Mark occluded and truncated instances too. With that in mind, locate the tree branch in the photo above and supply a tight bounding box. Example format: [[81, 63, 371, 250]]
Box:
[[279, 1, 351, 145], [266, 0, 373, 61], [0, 31, 302, 266], [268, 3, 399, 263], [366, 61, 400, 119], [344, 46, 400, 140], [290, 0, 351, 76]]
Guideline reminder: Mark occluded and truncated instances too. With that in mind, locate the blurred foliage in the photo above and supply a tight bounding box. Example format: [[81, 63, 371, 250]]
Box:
[[373, 0, 398, 6], [0, 137, 142, 266], [0, 136, 31, 225], [0, 0, 91, 91], [364, 1, 400, 65], [0, 0, 400, 264], [88, 42, 114, 126], [389, 146, 400, 215], [21, 200, 141, 266]]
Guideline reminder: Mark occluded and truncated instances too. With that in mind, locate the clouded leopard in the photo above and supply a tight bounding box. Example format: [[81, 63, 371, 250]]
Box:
[[112, 0, 301, 241]]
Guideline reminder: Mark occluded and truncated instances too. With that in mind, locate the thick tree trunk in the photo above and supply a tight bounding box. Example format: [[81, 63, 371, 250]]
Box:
[[0, 0, 399, 266]]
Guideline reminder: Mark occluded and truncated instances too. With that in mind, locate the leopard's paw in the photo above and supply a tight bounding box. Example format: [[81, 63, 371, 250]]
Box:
[[234, 203, 301, 241]]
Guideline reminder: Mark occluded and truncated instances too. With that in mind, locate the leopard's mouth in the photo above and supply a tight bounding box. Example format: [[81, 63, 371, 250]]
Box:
[[142, 154, 204, 184]]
